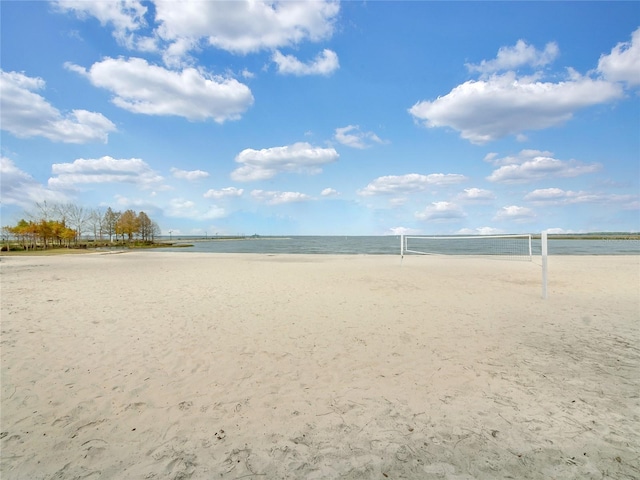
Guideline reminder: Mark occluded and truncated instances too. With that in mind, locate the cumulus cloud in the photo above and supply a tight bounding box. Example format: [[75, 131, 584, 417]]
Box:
[[55, 0, 340, 64], [170, 167, 210, 181], [154, 1, 339, 55], [251, 189, 311, 205], [409, 33, 639, 143], [273, 49, 339, 76], [166, 198, 226, 220], [1, 157, 70, 208], [524, 187, 638, 207], [358, 173, 467, 196], [0, 70, 116, 143], [54, 0, 150, 49], [320, 187, 339, 197], [597, 27, 640, 87], [48, 156, 164, 190], [415, 201, 466, 222], [486, 151, 601, 183], [409, 71, 623, 144], [334, 125, 386, 149], [484, 149, 554, 166], [66, 57, 254, 122], [231, 142, 339, 181], [459, 188, 496, 201], [203, 187, 244, 199], [493, 205, 536, 222], [466, 40, 559, 75]]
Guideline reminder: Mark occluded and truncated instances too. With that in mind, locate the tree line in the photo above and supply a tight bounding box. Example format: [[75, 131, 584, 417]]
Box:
[[1, 202, 161, 250]]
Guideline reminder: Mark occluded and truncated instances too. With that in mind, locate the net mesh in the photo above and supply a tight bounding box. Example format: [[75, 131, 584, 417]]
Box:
[[403, 235, 532, 261]]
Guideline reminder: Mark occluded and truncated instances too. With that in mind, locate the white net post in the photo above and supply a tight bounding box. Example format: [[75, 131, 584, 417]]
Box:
[[400, 234, 404, 258], [541, 231, 548, 299]]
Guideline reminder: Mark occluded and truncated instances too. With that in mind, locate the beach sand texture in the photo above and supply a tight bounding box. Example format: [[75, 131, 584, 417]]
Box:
[[1, 252, 639, 479]]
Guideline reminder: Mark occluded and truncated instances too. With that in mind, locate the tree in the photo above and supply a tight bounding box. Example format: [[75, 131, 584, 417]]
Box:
[[116, 209, 139, 242], [11, 219, 38, 249], [138, 211, 152, 242], [103, 208, 121, 242], [64, 204, 88, 243], [151, 221, 161, 242], [33, 201, 57, 221], [38, 219, 53, 248], [87, 208, 104, 241], [3, 204, 162, 249]]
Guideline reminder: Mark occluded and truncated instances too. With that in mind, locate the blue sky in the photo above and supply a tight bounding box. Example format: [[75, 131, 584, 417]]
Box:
[[1, 1, 639, 236]]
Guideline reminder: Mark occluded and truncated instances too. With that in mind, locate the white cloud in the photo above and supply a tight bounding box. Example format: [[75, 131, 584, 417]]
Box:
[[0, 157, 70, 208], [54, 0, 150, 49], [203, 187, 244, 199], [112, 194, 159, 213], [231, 142, 339, 181], [598, 27, 640, 87], [334, 125, 386, 149], [389, 226, 421, 235], [487, 151, 601, 183], [170, 167, 210, 181], [251, 189, 311, 205], [55, 0, 147, 31], [484, 149, 554, 166], [154, 0, 339, 55], [273, 49, 339, 76], [0, 70, 116, 144], [466, 40, 559, 75], [524, 187, 638, 207], [409, 71, 623, 144], [48, 156, 164, 190], [493, 205, 536, 222], [457, 227, 505, 235], [320, 187, 339, 197], [358, 173, 467, 196], [66, 57, 254, 122], [459, 187, 496, 201], [415, 201, 466, 222], [166, 198, 226, 220]]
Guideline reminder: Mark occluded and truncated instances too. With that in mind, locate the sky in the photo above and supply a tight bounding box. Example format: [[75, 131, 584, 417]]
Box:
[[1, 1, 639, 236]]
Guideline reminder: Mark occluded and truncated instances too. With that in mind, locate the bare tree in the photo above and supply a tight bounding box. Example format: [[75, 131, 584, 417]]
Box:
[[138, 211, 152, 241], [33, 201, 58, 221], [87, 208, 104, 241], [151, 221, 161, 242], [103, 208, 121, 242], [63, 204, 88, 242]]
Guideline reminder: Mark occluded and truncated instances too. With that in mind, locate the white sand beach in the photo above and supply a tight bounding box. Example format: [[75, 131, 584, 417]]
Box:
[[1, 252, 639, 479]]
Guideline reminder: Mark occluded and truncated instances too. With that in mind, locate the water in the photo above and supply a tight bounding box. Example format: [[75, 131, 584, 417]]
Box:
[[151, 236, 640, 255]]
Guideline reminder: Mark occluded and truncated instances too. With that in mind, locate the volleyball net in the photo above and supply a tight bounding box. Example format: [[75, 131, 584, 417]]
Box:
[[401, 234, 532, 260], [401, 233, 549, 298]]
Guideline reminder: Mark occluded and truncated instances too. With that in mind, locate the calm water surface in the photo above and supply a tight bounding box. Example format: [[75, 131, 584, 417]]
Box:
[[151, 236, 640, 255]]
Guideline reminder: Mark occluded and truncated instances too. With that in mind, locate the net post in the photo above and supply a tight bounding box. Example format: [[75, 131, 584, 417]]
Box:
[[528, 234, 532, 261], [400, 234, 404, 258], [541, 231, 548, 299]]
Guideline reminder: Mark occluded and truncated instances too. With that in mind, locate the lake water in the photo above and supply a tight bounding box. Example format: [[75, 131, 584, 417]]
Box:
[[151, 236, 640, 256]]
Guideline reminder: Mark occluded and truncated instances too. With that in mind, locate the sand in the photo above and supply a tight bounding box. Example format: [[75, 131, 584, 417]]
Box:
[[1, 252, 638, 479]]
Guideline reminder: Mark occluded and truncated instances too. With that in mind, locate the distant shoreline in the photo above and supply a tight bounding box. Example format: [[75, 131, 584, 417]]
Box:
[[169, 234, 640, 241]]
